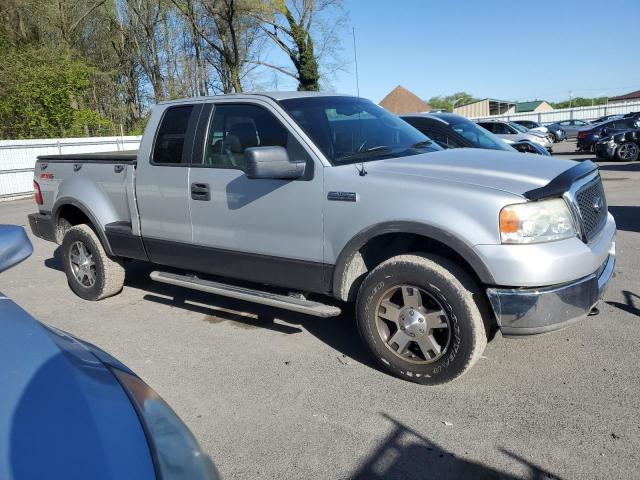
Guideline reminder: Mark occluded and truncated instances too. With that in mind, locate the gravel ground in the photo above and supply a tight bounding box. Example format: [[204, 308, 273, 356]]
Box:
[[2, 141, 639, 479]]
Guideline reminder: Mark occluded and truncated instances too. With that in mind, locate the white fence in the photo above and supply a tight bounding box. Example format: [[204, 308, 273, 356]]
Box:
[[472, 101, 640, 124], [0, 136, 142, 201]]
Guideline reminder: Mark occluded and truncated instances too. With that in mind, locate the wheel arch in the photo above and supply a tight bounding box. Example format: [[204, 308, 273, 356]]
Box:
[[331, 221, 495, 302], [53, 198, 115, 256]]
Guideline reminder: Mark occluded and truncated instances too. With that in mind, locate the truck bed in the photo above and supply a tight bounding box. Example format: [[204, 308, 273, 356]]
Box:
[[35, 150, 139, 239], [37, 150, 138, 163]]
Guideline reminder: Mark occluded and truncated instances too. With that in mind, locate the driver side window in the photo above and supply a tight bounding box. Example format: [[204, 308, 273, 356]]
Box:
[[203, 104, 289, 171]]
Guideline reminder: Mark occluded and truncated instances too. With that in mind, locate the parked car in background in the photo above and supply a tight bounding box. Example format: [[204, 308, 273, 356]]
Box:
[[476, 120, 553, 151], [623, 111, 640, 121], [402, 113, 549, 156], [546, 119, 590, 139], [504, 139, 552, 156], [0, 226, 218, 480], [590, 114, 623, 124], [512, 120, 548, 135], [576, 117, 640, 152], [514, 120, 566, 143], [28, 92, 616, 384], [595, 129, 640, 161]]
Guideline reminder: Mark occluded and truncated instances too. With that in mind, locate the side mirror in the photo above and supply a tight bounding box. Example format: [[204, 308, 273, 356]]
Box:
[[245, 146, 305, 180], [0, 225, 33, 273]]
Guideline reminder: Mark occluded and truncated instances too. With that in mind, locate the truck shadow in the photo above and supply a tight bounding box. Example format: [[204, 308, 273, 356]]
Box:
[[608, 206, 640, 233], [349, 413, 561, 480], [44, 249, 502, 374]]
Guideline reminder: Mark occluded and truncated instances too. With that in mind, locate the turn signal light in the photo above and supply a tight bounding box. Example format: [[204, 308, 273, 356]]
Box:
[[499, 208, 520, 234]]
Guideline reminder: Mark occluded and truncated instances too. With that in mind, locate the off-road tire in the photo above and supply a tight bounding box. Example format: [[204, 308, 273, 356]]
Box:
[[356, 254, 487, 385], [61, 224, 125, 301]]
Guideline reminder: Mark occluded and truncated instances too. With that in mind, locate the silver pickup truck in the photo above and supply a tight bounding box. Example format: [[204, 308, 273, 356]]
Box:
[[28, 92, 616, 384]]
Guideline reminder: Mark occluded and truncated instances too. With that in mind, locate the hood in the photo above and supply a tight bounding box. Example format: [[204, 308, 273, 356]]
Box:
[[366, 148, 576, 197], [0, 296, 155, 480]]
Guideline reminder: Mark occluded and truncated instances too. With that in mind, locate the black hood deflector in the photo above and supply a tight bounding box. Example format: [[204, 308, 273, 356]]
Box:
[[523, 160, 598, 200]]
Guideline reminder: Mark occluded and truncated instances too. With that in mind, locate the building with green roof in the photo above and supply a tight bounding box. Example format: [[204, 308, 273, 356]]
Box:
[[516, 100, 554, 113]]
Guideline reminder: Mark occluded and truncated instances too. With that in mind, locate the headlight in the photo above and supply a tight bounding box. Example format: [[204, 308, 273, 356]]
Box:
[[499, 198, 576, 244], [112, 368, 219, 480], [607, 139, 616, 147]]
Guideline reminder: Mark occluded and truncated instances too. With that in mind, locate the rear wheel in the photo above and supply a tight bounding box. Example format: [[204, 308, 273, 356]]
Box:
[[355, 254, 487, 385], [61, 224, 125, 300], [616, 142, 639, 161]]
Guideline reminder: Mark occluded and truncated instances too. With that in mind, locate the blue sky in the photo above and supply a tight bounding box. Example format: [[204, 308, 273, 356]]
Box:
[[265, 0, 640, 103]]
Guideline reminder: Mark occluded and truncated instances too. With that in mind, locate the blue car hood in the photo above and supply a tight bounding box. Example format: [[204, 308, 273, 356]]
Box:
[[0, 295, 155, 480]]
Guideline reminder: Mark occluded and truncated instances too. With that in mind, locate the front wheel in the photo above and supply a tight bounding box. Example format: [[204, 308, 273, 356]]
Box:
[[616, 142, 639, 161], [355, 254, 487, 385], [61, 224, 125, 301]]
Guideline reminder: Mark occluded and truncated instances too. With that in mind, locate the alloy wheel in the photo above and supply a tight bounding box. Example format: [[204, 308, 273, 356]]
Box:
[[69, 240, 96, 287], [619, 143, 639, 160], [375, 285, 452, 364]]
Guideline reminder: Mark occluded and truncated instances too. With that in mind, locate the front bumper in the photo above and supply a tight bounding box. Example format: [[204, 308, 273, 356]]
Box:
[[28, 212, 57, 243], [553, 131, 566, 142], [486, 243, 615, 336], [595, 143, 616, 159]]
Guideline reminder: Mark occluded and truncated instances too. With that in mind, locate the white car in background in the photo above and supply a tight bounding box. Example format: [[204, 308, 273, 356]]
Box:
[[476, 120, 553, 151]]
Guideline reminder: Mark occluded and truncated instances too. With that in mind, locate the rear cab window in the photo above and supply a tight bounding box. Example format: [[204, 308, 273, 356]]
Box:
[[152, 105, 199, 165]]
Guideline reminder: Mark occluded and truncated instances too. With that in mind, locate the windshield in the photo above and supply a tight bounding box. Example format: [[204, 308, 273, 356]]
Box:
[[279, 96, 441, 164], [510, 122, 529, 133], [449, 119, 515, 152]]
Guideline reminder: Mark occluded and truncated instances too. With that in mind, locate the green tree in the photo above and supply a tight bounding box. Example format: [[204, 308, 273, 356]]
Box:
[[427, 92, 479, 112], [256, 0, 345, 91], [0, 47, 113, 138], [550, 97, 608, 109]]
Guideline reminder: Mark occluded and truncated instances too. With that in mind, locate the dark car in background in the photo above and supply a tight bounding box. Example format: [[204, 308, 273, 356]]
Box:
[[590, 114, 623, 124], [576, 117, 640, 152], [514, 120, 566, 143], [595, 129, 640, 161], [546, 119, 591, 139], [0, 226, 218, 480], [401, 113, 550, 156]]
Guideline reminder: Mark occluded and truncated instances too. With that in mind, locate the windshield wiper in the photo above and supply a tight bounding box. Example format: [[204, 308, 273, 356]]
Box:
[[337, 146, 391, 163]]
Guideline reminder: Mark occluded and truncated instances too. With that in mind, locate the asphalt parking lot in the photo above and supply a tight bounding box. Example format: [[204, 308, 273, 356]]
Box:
[[2, 140, 639, 479]]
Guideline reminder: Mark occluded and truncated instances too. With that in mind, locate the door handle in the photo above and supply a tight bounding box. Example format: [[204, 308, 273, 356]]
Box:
[[191, 182, 210, 201], [114, 164, 125, 173], [73, 163, 82, 172]]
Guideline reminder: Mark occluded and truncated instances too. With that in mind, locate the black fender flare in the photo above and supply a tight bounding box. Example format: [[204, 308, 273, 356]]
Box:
[[331, 221, 496, 301], [52, 197, 115, 256]]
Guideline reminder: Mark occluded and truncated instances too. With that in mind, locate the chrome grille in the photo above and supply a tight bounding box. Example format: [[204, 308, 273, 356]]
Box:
[[575, 177, 607, 242]]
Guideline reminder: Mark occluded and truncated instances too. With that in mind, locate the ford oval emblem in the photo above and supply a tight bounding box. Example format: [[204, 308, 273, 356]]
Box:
[[593, 196, 603, 212]]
